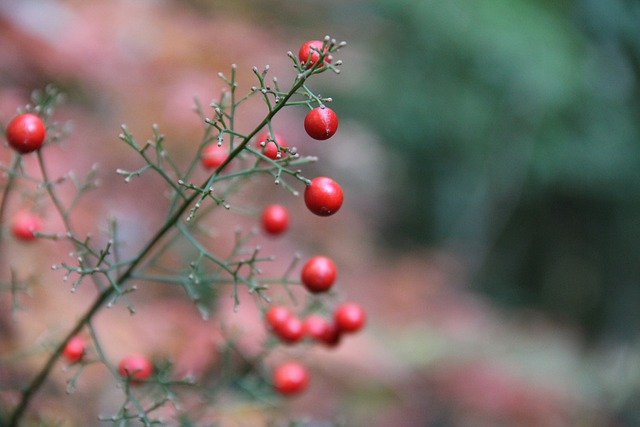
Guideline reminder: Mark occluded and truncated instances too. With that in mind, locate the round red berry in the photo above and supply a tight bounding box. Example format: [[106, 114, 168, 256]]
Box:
[[261, 204, 289, 235], [255, 131, 287, 160], [274, 316, 304, 344], [301, 255, 337, 293], [298, 40, 331, 70], [273, 361, 309, 395], [265, 305, 292, 331], [304, 176, 343, 217], [304, 107, 338, 140], [11, 211, 43, 241], [200, 143, 228, 170], [5, 113, 46, 154], [118, 354, 153, 383], [303, 314, 340, 346], [334, 302, 366, 333], [62, 335, 86, 363]]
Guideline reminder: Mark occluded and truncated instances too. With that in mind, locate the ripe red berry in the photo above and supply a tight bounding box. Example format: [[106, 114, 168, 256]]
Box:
[[301, 255, 337, 293], [118, 354, 153, 383], [273, 361, 309, 395], [303, 314, 340, 346], [261, 204, 289, 235], [5, 113, 46, 154], [304, 176, 343, 217], [255, 131, 287, 160], [11, 211, 43, 241], [200, 143, 228, 170], [334, 302, 366, 333], [304, 107, 338, 140], [265, 305, 292, 331], [298, 40, 331, 70], [274, 316, 304, 344], [62, 335, 86, 363]]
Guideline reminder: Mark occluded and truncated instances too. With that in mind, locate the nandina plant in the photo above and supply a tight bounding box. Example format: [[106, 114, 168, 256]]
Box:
[[0, 37, 366, 426]]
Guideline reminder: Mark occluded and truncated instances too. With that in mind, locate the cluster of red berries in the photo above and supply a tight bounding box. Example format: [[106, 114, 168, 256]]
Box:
[[266, 298, 366, 394], [5, 39, 362, 398], [269, 302, 367, 395], [260, 40, 365, 397], [266, 301, 365, 347], [200, 39, 342, 220]]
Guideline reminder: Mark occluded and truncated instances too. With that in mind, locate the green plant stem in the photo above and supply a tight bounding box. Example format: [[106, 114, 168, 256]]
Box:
[[6, 65, 312, 427]]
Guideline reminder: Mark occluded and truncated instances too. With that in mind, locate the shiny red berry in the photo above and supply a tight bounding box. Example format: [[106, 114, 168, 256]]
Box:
[[261, 204, 289, 235], [303, 314, 340, 346], [5, 113, 46, 153], [304, 176, 343, 217], [298, 40, 331, 70], [334, 302, 366, 333], [304, 107, 338, 140], [274, 316, 304, 344], [301, 255, 337, 293], [255, 131, 287, 160], [273, 361, 309, 395], [265, 305, 292, 331]]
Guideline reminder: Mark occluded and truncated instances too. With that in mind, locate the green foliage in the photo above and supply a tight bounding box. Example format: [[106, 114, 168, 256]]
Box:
[[345, 0, 640, 339]]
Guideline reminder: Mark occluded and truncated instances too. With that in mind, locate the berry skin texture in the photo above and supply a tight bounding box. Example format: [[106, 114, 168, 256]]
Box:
[[11, 211, 43, 241], [62, 335, 86, 363], [200, 143, 228, 170], [301, 255, 337, 293], [118, 354, 153, 384], [273, 361, 309, 395], [304, 176, 343, 217], [334, 302, 366, 333], [5, 113, 46, 154], [298, 40, 331, 70], [255, 131, 287, 160], [304, 107, 338, 140], [261, 204, 289, 235]]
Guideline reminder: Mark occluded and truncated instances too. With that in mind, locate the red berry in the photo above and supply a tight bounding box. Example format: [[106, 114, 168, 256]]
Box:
[[303, 314, 340, 346], [62, 335, 86, 363], [321, 323, 342, 347], [298, 40, 331, 70], [304, 107, 338, 140], [255, 131, 287, 160], [5, 113, 46, 154], [200, 143, 228, 170], [265, 305, 292, 331], [11, 211, 43, 241], [274, 316, 304, 344], [261, 204, 289, 235], [334, 302, 366, 333], [304, 176, 343, 217], [301, 255, 337, 293], [273, 361, 309, 395], [118, 354, 153, 383]]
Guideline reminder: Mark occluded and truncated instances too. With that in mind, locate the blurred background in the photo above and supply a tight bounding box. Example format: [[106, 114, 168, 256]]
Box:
[[2, 0, 640, 426]]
